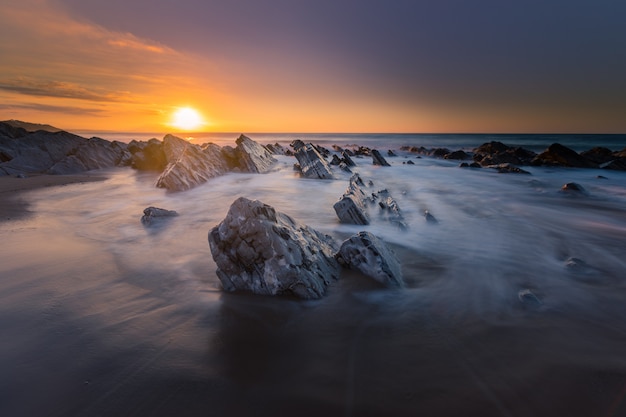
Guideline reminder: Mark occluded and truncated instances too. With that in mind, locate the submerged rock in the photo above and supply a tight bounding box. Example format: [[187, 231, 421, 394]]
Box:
[[293, 142, 334, 179], [375, 189, 408, 229], [208, 197, 340, 299], [372, 149, 391, 166], [424, 210, 438, 224], [334, 174, 371, 225], [336, 231, 404, 288], [156, 134, 228, 191], [560, 182, 587, 194], [518, 289, 542, 307], [141, 206, 178, 225], [487, 163, 531, 174]]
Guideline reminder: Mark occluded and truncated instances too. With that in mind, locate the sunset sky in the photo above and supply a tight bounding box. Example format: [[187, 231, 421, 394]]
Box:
[[1, 0, 625, 133]]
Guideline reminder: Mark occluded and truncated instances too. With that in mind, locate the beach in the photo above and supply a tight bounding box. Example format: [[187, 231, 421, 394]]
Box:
[[1, 148, 626, 416]]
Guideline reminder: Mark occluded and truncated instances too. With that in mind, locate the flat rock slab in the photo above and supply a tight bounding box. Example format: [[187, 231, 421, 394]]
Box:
[[336, 231, 404, 288], [209, 197, 340, 299]]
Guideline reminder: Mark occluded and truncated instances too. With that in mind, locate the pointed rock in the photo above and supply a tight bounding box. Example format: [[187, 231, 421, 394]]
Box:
[[372, 149, 391, 166], [234, 134, 276, 173], [156, 134, 228, 191], [334, 174, 371, 225], [294, 143, 334, 179]]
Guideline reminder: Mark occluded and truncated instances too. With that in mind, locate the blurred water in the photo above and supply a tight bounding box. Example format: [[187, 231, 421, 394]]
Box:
[[1, 148, 626, 416]]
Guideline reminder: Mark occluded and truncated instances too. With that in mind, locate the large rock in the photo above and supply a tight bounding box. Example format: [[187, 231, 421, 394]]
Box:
[[293, 142, 334, 179], [531, 143, 596, 168], [336, 231, 404, 288], [208, 197, 340, 299], [155, 134, 228, 191], [128, 138, 167, 171], [48, 137, 129, 174], [233, 134, 276, 173], [473, 141, 536, 166], [333, 174, 371, 225]]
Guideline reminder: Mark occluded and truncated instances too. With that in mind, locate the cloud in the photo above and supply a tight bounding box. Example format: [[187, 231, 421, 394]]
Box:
[[0, 79, 135, 102], [0, 102, 106, 116]]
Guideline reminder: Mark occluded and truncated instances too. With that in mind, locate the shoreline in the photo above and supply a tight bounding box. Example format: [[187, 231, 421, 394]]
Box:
[[0, 174, 107, 222]]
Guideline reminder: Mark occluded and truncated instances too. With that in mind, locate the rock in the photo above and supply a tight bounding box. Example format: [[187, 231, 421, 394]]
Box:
[[330, 154, 342, 166], [560, 182, 587, 194], [208, 197, 340, 299], [580, 147, 615, 165], [518, 289, 542, 307], [341, 151, 356, 167], [155, 134, 228, 191], [336, 231, 404, 288], [265, 143, 286, 155], [444, 150, 470, 160], [372, 149, 391, 166], [487, 163, 531, 174], [293, 143, 334, 179], [48, 137, 128, 174], [333, 174, 371, 225], [233, 134, 276, 173], [424, 210, 438, 224], [600, 159, 626, 171], [432, 148, 450, 158], [141, 206, 178, 225], [531, 143, 596, 168], [338, 162, 352, 173], [387, 150, 397, 157], [473, 141, 536, 166], [406, 160, 415, 165], [290, 139, 305, 151], [375, 189, 408, 229], [129, 138, 167, 171]]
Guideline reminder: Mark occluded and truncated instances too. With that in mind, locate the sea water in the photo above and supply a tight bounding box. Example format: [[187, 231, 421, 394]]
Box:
[[1, 136, 625, 416]]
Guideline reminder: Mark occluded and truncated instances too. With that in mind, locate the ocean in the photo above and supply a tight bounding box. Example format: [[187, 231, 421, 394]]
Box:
[[75, 131, 626, 153], [1, 133, 625, 416]]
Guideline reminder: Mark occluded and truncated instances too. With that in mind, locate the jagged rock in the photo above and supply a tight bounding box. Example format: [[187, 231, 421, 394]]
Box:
[[233, 134, 276, 173], [387, 150, 397, 157], [208, 197, 340, 299], [293, 143, 334, 179], [561, 182, 587, 194], [290, 139, 305, 151], [330, 154, 342, 166], [336, 231, 404, 288], [487, 163, 531, 174], [155, 134, 228, 191], [265, 143, 286, 155], [531, 143, 596, 168], [48, 137, 128, 174], [341, 150, 356, 167], [600, 159, 626, 171], [334, 174, 371, 225], [432, 148, 450, 158], [338, 162, 352, 173], [129, 138, 167, 171], [580, 147, 615, 165], [375, 189, 407, 229], [405, 160, 415, 165], [372, 149, 391, 166], [424, 210, 438, 224], [141, 206, 178, 225]]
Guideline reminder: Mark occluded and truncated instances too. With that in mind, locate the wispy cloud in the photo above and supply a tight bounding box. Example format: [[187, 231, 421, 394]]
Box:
[[0, 79, 135, 102], [0, 102, 106, 116]]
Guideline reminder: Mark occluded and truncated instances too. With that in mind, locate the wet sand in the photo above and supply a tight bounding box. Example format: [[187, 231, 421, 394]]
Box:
[[0, 174, 106, 221], [1, 167, 625, 417]]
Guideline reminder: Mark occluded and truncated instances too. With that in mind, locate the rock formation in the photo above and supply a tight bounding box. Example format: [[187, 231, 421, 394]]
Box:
[[128, 138, 167, 171], [372, 149, 391, 166], [293, 142, 334, 179], [375, 189, 408, 229], [232, 134, 276, 173], [155, 134, 228, 191], [334, 174, 371, 225], [336, 231, 404, 288], [208, 197, 340, 299], [141, 206, 178, 225], [531, 143, 596, 168]]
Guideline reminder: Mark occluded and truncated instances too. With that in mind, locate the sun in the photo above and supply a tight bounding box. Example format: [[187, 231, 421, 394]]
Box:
[[171, 107, 204, 131]]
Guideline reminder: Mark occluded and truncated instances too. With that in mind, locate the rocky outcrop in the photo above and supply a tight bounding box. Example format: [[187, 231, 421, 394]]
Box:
[[141, 206, 178, 225], [293, 142, 334, 179], [444, 150, 470, 160], [336, 231, 404, 288], [372, 149, 391, 166], [0, 123, 127, 176], [233, 134, 276, 173], [531, 143, 596, 168], [208, 197, 340, 299], [487, 163, 531, 174], [128, 138, 167, 171], [333, 174, 371, 225], [155, 134, 228, 191], [473, 141, 536, 166]]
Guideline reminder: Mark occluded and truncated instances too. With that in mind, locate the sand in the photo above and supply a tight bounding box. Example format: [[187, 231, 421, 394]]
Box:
[[0, 174, 106, 221]]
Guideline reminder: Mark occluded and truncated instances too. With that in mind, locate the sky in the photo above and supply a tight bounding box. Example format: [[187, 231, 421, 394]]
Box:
[[1, 0, 625, 133]]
